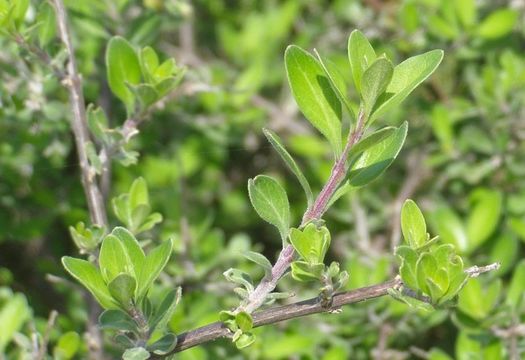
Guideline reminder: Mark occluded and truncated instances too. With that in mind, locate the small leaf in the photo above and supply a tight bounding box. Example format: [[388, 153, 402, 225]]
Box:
[[36, 2, 56, 47], [242, 251, 272, 276], [136, 212, 163, 234], [150, 288, 182, 333], [99, 309, 137, 333], [313, 49, 355, 120], [107, 274, 137, 309], [235, 311, 253, 332], [346, 126, 396, 161], [61, 257, 117, 309], [361, 57, 394, 116], [431, 206, 468, 253], [291, 261, 325, 282], [235, 333, 256, 349], [285, 45, 342, 155], [401, 200, 427, 249], [53, 331, 80, 360], [111, 227, 145, 273], [416, 253, 438, 296], [348, 30, 377, 93], [466, 188, 502, 252], [371, 50, 444, 122], [289, 224, 331, 265], [129, 177, 149, 210], [136, 239, 173, 299], [147, 333, 177, 355], [507, 260, 525, 309], [123, 347, 150, 360], [99, 234, 133, 283], [0, 293, 31, 353], [106, 36, 142, 112], [263, 128, 313, 207], [223, 268, 254, 292], [248, 175, 290, 243], [477, 9, 518, 39], [140, 46, 159, 83], [395, 245, 418, 290], [347, 122, 408, 187]]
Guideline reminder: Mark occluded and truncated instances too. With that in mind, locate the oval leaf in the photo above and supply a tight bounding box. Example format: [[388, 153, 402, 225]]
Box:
[[248, 175, 290, 242], [401, 199, 427, 249], [371, 50, 444, 122], [348, 30, 377, 93], [285, 45, 342, 155], [347, 121, 408, 187], [106, 36, 141, 112]]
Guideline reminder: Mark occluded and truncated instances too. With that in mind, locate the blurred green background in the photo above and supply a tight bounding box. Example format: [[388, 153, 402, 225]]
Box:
[[1, 0, 525, 358]]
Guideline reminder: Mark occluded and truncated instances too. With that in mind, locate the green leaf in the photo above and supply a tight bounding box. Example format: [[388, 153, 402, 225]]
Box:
[[416, 253, 438, 295], [147, 333, 177, 355], [361, 57, 394, 116], [53, 331, 80, 360], [223, 268, 254, 292], [285, 45, 342, 155], [136, 212, 163, 234], [401, 200, 427, 249], [123, 347, 150, 360], [111, 227, 145, 272], [347, 122, 408, 187], [235, 311, 253, 332], [477, 9, 518, 39], [347, 126, 396, 161], [36, 2, 56, 47], [431, 206, 468, 253], [263, 128, 313, 207], [61, 257, 117, 309], [395, 245, 418, 290], [289, 223, 330, 265], [466, 188, 502, 252], [136, 239, 173, 299], [348, 30, 377, 93], [0, 293, 31, 353], [99, 234, 133, 283], [248, 175, 290, 242], [140, 46, 159, 83], [242, 251, 272, 276], [108, 273, 137, 309], [455, 0, 476, 28], [150, 288, 181, 333], [130, 177, 149, 210], [235, 333, 256, 349], [313, 49, 355, 120], [106, 36, 142, 112], [99, 309, 137, 333], [507, 260, 525, 309], [371, 50, 444, 122], [458, 279, 501, 319], [290, 261, 324, 282]]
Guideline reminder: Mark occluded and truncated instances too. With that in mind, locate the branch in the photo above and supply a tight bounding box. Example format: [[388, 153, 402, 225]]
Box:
[[237, 112, 367, 314], [154, 262, 499, 357], [52, 0, 107, 228]]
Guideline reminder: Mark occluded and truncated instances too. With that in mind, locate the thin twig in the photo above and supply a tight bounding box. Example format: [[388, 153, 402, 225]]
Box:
[[51, 0, 107, 228], [51, 1, 108, 358], [152, 262, 499, 356]]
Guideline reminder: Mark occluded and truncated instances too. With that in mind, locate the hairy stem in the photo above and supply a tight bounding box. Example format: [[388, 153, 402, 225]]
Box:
[[238, 111, 367, 314]]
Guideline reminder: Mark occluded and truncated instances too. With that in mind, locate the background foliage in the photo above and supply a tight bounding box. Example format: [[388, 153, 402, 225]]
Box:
[[1, 0, 524, 359]]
